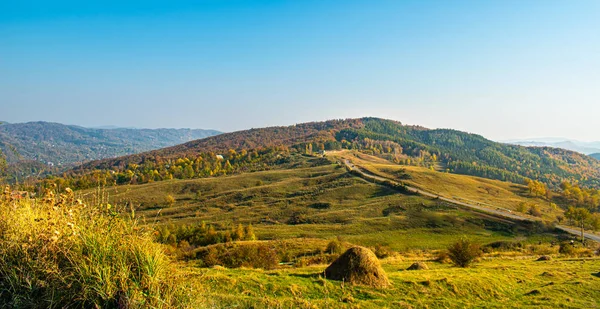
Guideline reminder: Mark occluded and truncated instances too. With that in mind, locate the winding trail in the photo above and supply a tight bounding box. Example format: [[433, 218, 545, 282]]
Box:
[[342, 159, 600, 243]]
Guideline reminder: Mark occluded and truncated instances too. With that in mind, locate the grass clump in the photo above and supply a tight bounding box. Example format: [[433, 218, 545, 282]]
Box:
[[0, 187, 186, 308], [447, 238, 482, 268]]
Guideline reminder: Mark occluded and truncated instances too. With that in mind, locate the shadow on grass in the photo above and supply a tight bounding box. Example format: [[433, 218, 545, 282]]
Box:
[[288, 272, 324, 279], [370, 186, 396, 198]]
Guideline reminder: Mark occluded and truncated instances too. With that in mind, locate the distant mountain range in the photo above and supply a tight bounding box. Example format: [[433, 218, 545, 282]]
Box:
[[0, 121, 221, 168], [504, 138, 600, 156]]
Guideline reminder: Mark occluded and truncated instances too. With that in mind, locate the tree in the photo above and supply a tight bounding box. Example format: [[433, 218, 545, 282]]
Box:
[[525, 179, 547, 197], [564, 206, 592, 243], [244, 224, 256, 241], [233, 223, 245, 241]]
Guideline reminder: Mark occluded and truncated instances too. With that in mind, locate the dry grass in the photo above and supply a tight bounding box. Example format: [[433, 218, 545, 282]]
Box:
[[324, 246, 390, 288], [0, 187, 188, 308]]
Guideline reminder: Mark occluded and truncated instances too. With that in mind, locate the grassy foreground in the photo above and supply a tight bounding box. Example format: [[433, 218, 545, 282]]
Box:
[[0, 188, 188, 308], [190, 256, 600, 308]]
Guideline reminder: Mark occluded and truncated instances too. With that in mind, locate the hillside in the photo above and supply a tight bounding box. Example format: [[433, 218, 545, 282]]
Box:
[[10, 151, 600, 309], [91, 154, 567, 250], [591, 153, 600, 160], [83, 154, 600, 308], [0, 121, 221, 168], [74, 117, 600, 189]]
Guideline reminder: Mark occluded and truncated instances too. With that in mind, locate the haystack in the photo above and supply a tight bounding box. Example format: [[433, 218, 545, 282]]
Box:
[[407, 262, 429, 270], [324, 246, 390, 288]]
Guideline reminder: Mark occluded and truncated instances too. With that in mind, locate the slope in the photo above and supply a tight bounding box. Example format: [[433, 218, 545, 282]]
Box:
[[90, 155, 563, 252], [74, 117, 600, 189]]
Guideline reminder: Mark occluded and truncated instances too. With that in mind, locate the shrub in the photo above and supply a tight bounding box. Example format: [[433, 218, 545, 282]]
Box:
[[559, 241, 575, 255], [294, 254, 338, 267], [165, 194, 176, 207], [198, 243, 279, 269], [325, 238, 344, 255], [309, 202, 332, 210], [528, 205, 542, 217], [434, 250, 451, 264], [447, 238, 482, 267], [373, 244, 393, 259], [0, 187, 186, 308]]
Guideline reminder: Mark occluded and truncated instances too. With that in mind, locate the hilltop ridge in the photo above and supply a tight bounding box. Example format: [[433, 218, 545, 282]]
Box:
[[74, 117, 600, 188]]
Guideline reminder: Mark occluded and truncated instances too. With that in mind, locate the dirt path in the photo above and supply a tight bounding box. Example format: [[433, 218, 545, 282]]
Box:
[[341, 159, 600, 243]]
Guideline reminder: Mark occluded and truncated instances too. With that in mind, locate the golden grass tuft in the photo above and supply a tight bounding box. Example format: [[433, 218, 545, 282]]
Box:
[[324, 246, 390, 288], [0, 187, 188, 308]]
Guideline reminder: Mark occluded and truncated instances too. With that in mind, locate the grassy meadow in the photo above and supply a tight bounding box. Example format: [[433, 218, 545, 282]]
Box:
[[94, 156, 564, 252], [328, 150, 563, 220], [3, 153, 600, 308], [190, 256, 600, 308]]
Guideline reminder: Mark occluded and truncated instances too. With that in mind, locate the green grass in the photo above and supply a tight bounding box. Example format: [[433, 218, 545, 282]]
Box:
[[328, 150, 563, 220], [187, 256, 600, 308], [65, 153, 600, 308], [91, 156, 565, 253]]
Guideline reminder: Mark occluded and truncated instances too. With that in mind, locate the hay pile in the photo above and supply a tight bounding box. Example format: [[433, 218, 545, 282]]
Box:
[[324, 246, 390, 288], [407, 262, 429, 270]]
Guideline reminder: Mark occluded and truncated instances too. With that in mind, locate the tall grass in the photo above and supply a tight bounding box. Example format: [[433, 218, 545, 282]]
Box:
[[0, 187, 188, 308]]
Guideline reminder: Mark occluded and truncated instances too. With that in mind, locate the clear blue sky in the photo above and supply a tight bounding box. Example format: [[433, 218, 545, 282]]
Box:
[[1, 1, 599, 141]]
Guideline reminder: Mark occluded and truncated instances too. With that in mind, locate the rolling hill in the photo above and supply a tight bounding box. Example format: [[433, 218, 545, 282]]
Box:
[[0, 121, 221, 167], [75, 117, 600, 189]]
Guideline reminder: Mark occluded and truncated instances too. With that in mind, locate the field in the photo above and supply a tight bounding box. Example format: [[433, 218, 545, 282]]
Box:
[[327, 150, 563, 220], [189, 256, 600, 308], [93, 155, 565, 252], [4, 152, 600, 307]]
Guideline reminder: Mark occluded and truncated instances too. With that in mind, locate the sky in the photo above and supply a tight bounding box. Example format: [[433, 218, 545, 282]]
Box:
[[1, 0, 599, 141]]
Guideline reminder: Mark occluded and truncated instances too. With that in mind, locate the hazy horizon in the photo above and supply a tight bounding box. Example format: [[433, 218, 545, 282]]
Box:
[[2, 1, 599, 141]]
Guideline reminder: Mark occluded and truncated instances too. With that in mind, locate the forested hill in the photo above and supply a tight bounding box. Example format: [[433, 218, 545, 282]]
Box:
[[76, 117, 600, 189], [0, 121, 221, 167], [591, 153, 600, 161]]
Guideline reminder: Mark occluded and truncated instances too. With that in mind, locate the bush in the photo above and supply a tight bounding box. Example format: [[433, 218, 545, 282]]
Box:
[[198, 243, 279, 269], [528, 205, 542, 217], [165, 194, 176, 207], [434, 250, 451, 264], [309, 202, 332, 210], [325, 238, 344, 255], [0, 187, 186, 308], [373, 244, 393, 259], [559, 241, 575, 255], [447, 238, 482, 267]]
